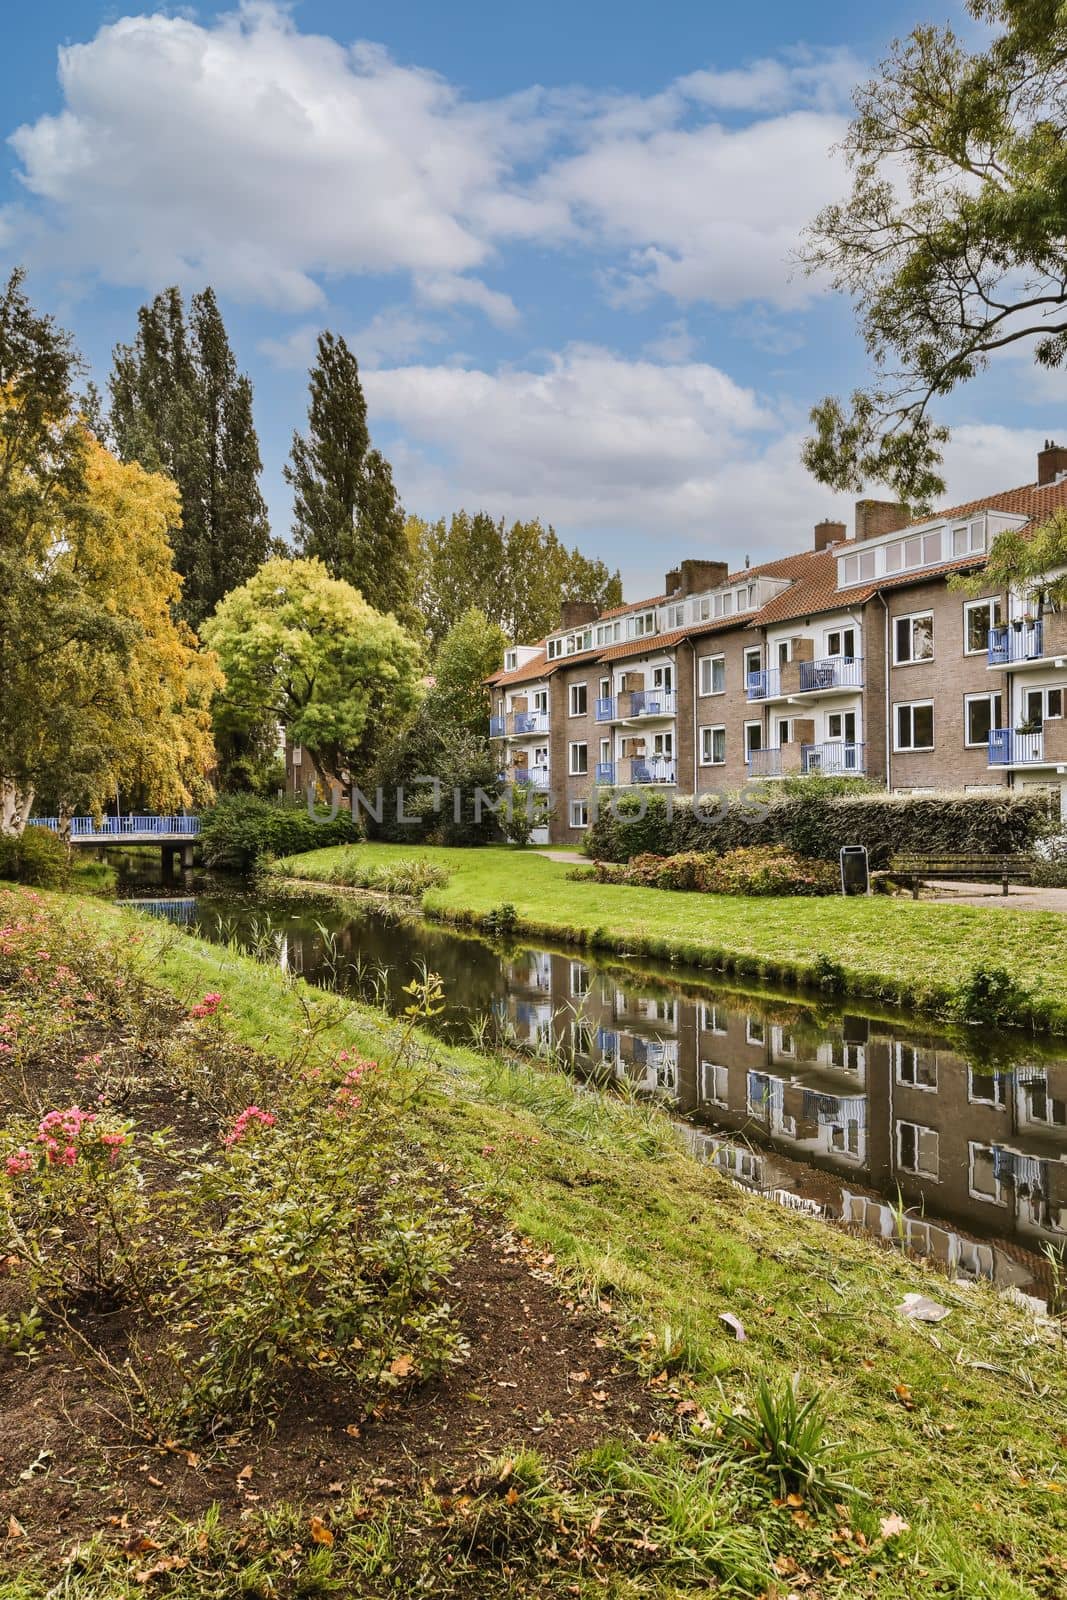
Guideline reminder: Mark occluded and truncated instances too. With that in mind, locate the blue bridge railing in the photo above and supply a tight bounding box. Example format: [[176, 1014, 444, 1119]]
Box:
[[33, 815, 201, 837]]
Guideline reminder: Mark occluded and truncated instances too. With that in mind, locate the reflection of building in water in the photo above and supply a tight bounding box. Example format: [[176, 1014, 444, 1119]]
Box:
[[492, 948, 1067, 1291]]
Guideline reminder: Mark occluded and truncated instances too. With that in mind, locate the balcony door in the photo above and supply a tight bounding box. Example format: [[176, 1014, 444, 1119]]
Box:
[[828, 711, 857, 743], [826, 626, 856, 659]]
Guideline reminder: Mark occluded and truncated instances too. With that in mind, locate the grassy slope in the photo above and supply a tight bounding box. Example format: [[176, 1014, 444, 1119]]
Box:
[[269, 842, 1067, 1030], [19, 892, 1065, 1600]]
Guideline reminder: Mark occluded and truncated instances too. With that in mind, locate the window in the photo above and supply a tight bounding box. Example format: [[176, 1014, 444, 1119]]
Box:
[[569, 961, 590, 996], [568, 742, 588, 776], [953, 520, 988, 558], [599, 677, 610, 700], [894, 612, 934, 664], [700, 725, 726, 765], [599, 737, 611, 764], [826, 626, 856, 658], [744, 647, 762, 681], [964, 598, 1003, 655], [895, 701, 934, 751], [632, 610, 656, 637], [699, 654, 725, 695], [547, 637, 563, 660], [830, 1122, 862, 1157], [504, 650, 517, 671], [827, 710, 857, 742], [968, 1143, 1006, 1205], [965, 693, 1003, 747], [573, 1019, 595, 1056], [968, 1067, 1007, 1107], [897, 1121, 939, 1178], [533, 689, 548, 715], [840, 549, 876, 586], [894, 1042, 937, 1090], [746, 1016, 765, 1045], [776, 717, 792, 745], [701, 1061, 729, 1107], [668, 603, 685, 628], [596, 621, 620, 645], [777, 640, 790, 668], [701, 1003, 727, 1035], [570, 800, 589, 829], [569, 683, 588, 717], [291, 744, 302, 765], [1023, 686, 1064, 726], [744, 721, 763, 756]]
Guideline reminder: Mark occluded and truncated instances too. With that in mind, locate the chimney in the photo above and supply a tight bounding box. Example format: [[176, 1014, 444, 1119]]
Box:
[[1038, 439, 1067, 486], [854, 499, 910, 542], [673, 558, 730, 597], [665, 567, 682, 596], [559, 600, 600, 630], [814, 518, 847, 552]]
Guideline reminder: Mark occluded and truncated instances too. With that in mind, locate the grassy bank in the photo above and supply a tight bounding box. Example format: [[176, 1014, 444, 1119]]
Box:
[[2, 888, 1063, 1598], [269, 842, 1067, 1032]]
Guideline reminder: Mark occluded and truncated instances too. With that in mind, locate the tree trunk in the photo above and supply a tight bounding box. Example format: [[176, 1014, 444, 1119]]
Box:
[[0, 782, 34, 837]]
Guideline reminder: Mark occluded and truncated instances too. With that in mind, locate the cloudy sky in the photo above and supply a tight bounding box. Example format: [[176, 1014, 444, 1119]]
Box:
[[0, 0, 1055, 596]]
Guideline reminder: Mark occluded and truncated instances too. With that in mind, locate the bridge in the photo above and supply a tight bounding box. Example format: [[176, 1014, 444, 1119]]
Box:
[[33, 815, 200, 876]]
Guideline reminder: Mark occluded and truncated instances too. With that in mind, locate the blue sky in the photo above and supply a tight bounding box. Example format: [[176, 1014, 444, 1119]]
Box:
[[1, 1, 1056, 597]]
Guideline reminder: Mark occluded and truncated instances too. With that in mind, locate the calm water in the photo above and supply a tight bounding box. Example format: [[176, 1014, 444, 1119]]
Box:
[[113, 856, 1067, 1305]]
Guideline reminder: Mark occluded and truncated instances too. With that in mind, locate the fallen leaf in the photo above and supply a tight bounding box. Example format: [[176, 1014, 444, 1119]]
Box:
[[504, 1487, 519, 1506], [309, 1516, 334, 1547], [236, 1465, 253, 1483], [328, 1481, 344, 1495], [123, 1535, 161, 1557], [6, 1516, 25, 1540], [389, 1354, 414, 1379], [880, 1513, 910, 1538]]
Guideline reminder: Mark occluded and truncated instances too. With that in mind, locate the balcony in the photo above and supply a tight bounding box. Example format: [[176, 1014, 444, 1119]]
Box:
[[595, 696, 616, 722], [595, 761, 616, 783], [618, 689, 676, 719], [746, 669, 779, 701], [489, 715, 505, 738], [798, 656, 863, 693], [512, 709, 549, 735], [631, 757, 677, 785], [989, 728, 1045, 766], [748, 743, 865, 778], [988, 621, 1043, 666], [512, 766, 551, 790]]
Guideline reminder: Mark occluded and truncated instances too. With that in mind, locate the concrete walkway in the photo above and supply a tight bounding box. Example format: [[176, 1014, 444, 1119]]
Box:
[[536, 848, 587, 864], [909, 880, 1067, 912]]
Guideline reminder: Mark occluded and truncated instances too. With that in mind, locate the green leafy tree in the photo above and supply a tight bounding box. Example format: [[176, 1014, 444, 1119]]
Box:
[[802, 0, 1067, 506], [0, 271, 218, 833], [202, 557, 421, 787], [412, 512, 621, 648], [110, 286, 272, 628], [430, 608, 507, 736], [285, 332, 412, 622]]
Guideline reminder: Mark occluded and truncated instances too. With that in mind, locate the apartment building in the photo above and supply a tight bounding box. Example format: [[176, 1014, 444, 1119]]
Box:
[[488, 442, 1067, 844]]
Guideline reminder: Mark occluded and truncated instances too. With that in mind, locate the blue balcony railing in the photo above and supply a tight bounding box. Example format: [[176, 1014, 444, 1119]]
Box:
[[746, 669, 779, 701], [514, 710, 549, 734], [626, 690, 676, 717], [489, 715, 505, 737], [595, 761, 616, 783], [798, 656, 863, 692], [988, 728, 1045, 766], [513, 766, 550, 789], [988, 621, 1043, 665], [595, 696, 616, 721]]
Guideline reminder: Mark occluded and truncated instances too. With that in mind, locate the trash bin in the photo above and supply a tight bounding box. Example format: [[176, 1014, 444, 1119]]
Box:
[[839, 844, 869, 896]]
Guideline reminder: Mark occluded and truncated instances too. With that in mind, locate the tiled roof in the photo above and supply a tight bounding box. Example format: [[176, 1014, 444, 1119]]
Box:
[[905, 475, 1067, 529], [487, 648, 548, 688], [598, 593, 666, 620], [597, 626, 695, 663]]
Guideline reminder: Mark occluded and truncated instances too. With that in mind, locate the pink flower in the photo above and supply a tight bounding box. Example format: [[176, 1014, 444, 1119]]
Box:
[[189, 990, 224, 1020], [100, 1131, 128, 1164], [223, 1105, 276, 1148], [5, 1149, 32, 1177]]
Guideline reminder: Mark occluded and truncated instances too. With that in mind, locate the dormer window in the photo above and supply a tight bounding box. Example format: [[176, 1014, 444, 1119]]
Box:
[[632, 610, 656, 637], [504, 650, 517, 672], [547, 637, 564, 660]]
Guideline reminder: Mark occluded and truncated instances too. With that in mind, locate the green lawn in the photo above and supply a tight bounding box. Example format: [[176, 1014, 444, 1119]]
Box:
[[269, 842, 1067, 1031], [19, 889, 1065, 1600]]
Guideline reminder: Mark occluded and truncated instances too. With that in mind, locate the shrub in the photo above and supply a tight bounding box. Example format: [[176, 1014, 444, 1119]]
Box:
[[589, 847, 837, 897], [1032, 830, 1067, 888], [0, 825, 69, 887], [952, 964, 1033, 1026], [199, 793, 359, 872], [586, 788, 1050, 868]]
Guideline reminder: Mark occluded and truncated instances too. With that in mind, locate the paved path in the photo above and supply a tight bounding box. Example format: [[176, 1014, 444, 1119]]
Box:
[[911, 880, 1067, 912], [536, 849, 587, 864]]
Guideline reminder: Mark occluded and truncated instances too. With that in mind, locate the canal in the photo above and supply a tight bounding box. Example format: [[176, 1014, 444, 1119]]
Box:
[[116, 865, 1067, 1306]]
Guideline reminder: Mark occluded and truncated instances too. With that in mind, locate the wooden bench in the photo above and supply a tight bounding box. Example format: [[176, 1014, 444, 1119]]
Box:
[[890, 853, 1031, 898]]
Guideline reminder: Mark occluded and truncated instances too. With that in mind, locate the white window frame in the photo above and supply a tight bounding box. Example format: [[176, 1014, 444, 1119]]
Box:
[[894, 700, 934, 752], [894, 1041, 937, 1091], [667, 602, 686, 628], [547, 637, 563, 660], [701, 1003, 727, 1035], [744, 720, 764, 756], [504, 650, 517, 671], [700, 725, 726, 765], [701, 1060, 729, 1107], [896, 1120, 939, 1179], [744, 646, 762, 680], [746, 1016, 765, 1046], [964, 692, 1003, 748], [568, 742, 588, 776], [569, 682, 588, 717], [967, 1066, 1007, 1108], [699, 654, 726, 696], [893, 611, 934, 666], [968, 1142, 1006, 1206], [569, 960, 590, 997], [570, 800, 589, 829], [825, 625, 856, 658], [963, 597, 1003, 656]]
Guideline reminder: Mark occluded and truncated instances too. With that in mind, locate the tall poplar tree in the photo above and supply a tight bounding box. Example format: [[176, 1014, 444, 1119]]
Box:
[[285, 332, 412, 621], [109, 287, 271, 629]]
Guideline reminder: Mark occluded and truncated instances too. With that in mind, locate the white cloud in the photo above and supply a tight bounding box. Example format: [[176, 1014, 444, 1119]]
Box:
[[258, 305, 446, 371], [5, 5, 854, 319], [7, 2, 526, 312], [643, 320, 698, 362]]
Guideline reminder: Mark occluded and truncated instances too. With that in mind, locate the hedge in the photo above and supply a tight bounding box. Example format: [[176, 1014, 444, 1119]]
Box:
[[585, 846, 840, 897], [198, 794, 360, 872], [585, 787, 1052, 868]]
